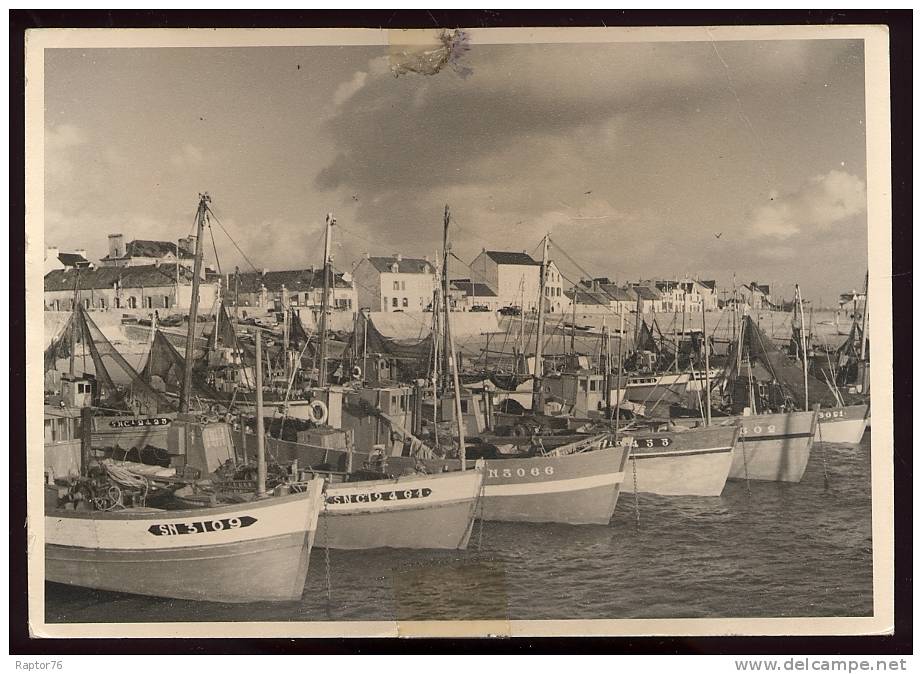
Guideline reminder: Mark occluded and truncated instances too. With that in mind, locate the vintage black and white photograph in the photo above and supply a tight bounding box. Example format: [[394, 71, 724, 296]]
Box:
[[26, 25, 894, 638]]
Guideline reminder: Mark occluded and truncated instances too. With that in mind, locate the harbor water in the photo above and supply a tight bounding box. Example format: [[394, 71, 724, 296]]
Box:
[[45, 434, 872, 622]]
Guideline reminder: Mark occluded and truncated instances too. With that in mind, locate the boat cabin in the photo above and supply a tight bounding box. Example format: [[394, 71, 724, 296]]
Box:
[[341, 384, 419, 451], [44, 405, 84, 479], [544, 370, 608, 417]]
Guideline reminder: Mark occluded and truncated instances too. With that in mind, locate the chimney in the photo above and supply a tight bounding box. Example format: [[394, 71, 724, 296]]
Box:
[[395, 253, 402, 262], [363, 252, 370, 260], [178, 235, 195, 256], [108, 233, 124, 259], [262, 268, 268, 277]]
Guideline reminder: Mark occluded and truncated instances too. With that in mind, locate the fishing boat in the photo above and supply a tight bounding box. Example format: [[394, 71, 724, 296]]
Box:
[[727, 409, 818, 482], [45, 194, 327, 603], [813, 403, 869, 444], [318, 464, 484, 549], [388, 229, 631, 525], [45, 482, 325, 603], [475, 438, 628, 524], [620, 423, 740, 496]]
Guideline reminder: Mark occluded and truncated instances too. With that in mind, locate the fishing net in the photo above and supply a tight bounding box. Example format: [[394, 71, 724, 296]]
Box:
[[77, 308, 174, 414], [742, 316, 844, 409], [44, 312, 75, 372], [141, 329, 225, 402]]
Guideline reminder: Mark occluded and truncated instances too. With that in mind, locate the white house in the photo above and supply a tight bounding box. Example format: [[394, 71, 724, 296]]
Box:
[[352, 254, 437, 312], [468, 249, 564, 313], [44, 246, 92, 275], [98, 234, 197, 269], [739, 281, 775, 310], [228, 268, 357, 323], [44, 264, 220, 314]]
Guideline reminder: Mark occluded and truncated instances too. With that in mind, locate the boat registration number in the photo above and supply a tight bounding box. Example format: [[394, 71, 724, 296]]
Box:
[[818, 409, 848, 420], [109, 417, 171, 428], [619, 437, 672, 448], [148, 516, 256, 536], [326, 488, 432, 505]]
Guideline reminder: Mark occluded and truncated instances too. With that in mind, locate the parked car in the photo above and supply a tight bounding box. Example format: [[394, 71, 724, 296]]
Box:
[[499, 305, 522, 316], [470, 305, 490, 312]]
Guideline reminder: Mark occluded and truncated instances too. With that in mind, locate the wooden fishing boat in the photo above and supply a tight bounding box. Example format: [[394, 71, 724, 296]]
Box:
[[620, 424, 740, 496], [45, 481, 325, 603], [389, 438, 630, 525], [708, 409, 818, 483], [476, 441, 629, 524], [318, 463, 484, 550], [814, 403, 869, 445]]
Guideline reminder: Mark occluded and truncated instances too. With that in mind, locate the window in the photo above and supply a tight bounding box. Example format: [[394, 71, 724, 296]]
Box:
[[401, 281, 406, 291], [393, 281, 400, 291], [114, 297, 122, 309], [162, 295, 170, 308], [459, 399, 469, 413], [98, 297, 106, 309], [83, 298, 90, 309], [392, 297, 399, 308], [589, 380, 598, 392], [402, 298, 408, 308], [128, 296, 137, 309], [144, 297, 153, 309]]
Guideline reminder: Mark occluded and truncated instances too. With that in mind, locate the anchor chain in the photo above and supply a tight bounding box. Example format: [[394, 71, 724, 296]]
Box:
[[321, 499, 333, 614], [476, 480, 486, 551], [631, 455, 640, 530], [741, 439, 752, 497], [816, 420, 831, 491]]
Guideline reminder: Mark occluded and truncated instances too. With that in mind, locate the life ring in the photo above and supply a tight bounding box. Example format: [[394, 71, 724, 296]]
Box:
[[352, 366, 362, 379], [308, 399, 329, 425]]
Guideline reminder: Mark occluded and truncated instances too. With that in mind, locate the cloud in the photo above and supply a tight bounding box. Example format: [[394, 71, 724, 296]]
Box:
[[333, 71, 369, 106], [170, 143, 205, 168], [46, 123, 87, 151], [749, 170, 867, 239]]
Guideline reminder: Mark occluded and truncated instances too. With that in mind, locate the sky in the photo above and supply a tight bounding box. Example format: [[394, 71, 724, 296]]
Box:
[[43, 36, 869, 305]]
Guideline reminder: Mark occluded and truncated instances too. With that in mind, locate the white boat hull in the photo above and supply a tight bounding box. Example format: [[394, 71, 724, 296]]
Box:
[[814, 404, 869, 444], [622, 425, 739, 496], [727, 410, 818, 483], [318, 466, 484, 550], [45, 482, 325, 603]]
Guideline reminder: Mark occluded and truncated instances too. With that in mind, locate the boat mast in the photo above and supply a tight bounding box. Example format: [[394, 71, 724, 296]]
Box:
[[69, 267, 80, 376], [859, 269, 870, 389], [442, 206, 466, 469], [282, 292, 289, 383], [318, 213, 334, 387], [795, 283, 809, 410], [570, 283, 577, 355], [441, 210, 451, 393], [615, 303, 624, 438], [531, 234, 549, 413], [180, 193, 209, 414], [431, 255, 441, 454], [702, 297, 711, 425], [234, 266, 240, 320], [603, 320, 612, 414], [255, 327, 267, 496]]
